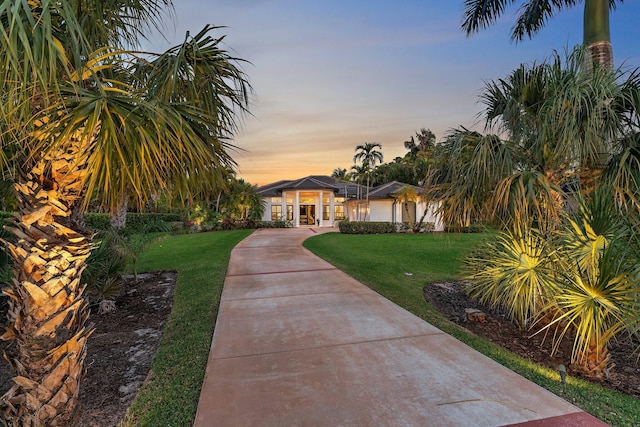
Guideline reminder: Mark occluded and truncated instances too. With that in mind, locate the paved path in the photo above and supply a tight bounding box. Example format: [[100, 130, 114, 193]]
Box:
[[194, 228, 607, 426]]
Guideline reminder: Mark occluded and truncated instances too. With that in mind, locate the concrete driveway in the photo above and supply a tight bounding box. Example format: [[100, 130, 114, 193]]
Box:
[[194, 228, 607, 427]]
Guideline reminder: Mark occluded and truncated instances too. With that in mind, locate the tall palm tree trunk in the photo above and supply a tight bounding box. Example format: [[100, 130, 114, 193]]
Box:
[[1, 131, 94, 426], [365, 175, 370, 221], [584, 0, 613, 69]]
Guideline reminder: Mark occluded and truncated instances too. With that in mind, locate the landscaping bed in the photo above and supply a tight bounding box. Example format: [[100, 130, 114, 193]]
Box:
[[423, 281, 640, 399], [0, 271, 176, 427]]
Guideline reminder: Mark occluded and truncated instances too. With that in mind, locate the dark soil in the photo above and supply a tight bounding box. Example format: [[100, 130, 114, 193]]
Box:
[[0, 271, 176, 427], [423, 281, 640, 399]]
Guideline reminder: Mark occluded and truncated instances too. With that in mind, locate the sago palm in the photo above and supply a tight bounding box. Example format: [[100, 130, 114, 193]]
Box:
[[0, 1, 250, 425]]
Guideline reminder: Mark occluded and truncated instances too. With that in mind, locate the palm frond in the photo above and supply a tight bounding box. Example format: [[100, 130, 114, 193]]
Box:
[[461, 0, 515, 36], [464, 225, 559, 329], [540, 244, 640, 368], [512, 0, 579, 41]]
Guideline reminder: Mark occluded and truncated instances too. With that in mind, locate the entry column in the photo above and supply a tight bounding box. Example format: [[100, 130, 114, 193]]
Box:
[[294, 191, 300, 227], [318, 191, 323, 227]]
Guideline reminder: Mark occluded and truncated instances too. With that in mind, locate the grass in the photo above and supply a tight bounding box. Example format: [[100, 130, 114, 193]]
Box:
[[303, 232, 640, 427], [121, 229, 252, 427]]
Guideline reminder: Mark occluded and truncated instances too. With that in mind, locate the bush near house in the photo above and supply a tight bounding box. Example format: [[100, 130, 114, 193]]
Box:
[[338, 221, 396, 234], [339, 220, 437, 234], [256, 220, 293, 228]]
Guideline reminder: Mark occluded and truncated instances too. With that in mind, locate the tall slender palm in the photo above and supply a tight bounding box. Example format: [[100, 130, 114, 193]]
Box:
[[461, 0, 623, 68], [353, 142, 383, 220], [0, 2, 249, 425]]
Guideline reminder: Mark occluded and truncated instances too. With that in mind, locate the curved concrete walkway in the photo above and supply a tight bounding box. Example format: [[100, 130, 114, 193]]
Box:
[[194, 228, 608, 427]]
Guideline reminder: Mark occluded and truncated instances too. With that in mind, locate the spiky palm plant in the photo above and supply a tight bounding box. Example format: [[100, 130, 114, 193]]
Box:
[[537, 185, 640, 376], [463, 225, 559, 329], [541, 245, 640, 377]]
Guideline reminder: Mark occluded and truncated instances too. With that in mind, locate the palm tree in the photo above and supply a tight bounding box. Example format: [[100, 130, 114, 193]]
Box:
[[540, 190, 640, 376], [221, 179, 265, 221], [348, 164, 368, 220], [0, 2, 250, 424], [353, 142, 383, 220], [396, 185, 420, 232], [404, 128, 436, 158], [431, 48, 637, 230], [461, 0, 623, 68], [331, 167, 348, 180]]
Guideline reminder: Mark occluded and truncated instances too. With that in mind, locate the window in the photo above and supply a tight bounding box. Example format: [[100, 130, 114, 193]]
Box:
[[323, 205, 330, 220], [286, 205, 293, 221], [271, 197, 282, 203], [334, 205, 345, 220], [271, 205, 282, 220]]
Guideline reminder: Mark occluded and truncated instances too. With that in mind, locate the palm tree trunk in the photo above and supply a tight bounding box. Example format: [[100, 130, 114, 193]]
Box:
[[0, 131, 93, 425], [365, 175, 370, 221], [110, 199, 128, 230], [584, 0, 613, 69]]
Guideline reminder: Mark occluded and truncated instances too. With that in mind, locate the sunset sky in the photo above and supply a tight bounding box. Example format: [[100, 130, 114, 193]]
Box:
[[144, 1, 640, 186]]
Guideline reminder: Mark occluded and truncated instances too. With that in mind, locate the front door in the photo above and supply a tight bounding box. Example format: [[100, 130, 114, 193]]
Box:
[[299, 205, 316, 225]]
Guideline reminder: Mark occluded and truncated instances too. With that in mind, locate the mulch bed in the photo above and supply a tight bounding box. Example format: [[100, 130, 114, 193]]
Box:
[[0, 271, 176, 427], [423, 281, 640, 398]]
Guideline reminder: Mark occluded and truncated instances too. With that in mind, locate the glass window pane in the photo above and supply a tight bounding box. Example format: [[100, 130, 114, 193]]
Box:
[[271, 205, 282, 220]]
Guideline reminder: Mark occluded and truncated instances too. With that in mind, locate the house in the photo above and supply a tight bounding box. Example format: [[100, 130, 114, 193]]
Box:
[[257, 175, 443, 230]]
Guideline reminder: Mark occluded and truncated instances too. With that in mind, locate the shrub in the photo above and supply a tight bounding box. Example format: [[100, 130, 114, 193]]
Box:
[[256, 220, 293, 228], [82, 230, 130, 305], [85, 213, 111, 230], [444, 224, 486, 233], [338, 221, 396, 234], [396, 222, 436, 233], [85, 212, 183, 233]]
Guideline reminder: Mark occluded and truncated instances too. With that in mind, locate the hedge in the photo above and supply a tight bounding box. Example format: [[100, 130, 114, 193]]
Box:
[[338, 221, 396, 234], [85, 212, 183, 232], [256, 220, 293, 229]]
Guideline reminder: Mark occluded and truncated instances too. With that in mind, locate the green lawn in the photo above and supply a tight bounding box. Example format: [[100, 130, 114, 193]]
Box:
[[121, 229, 252, 427], [304, 232, 640, 427]]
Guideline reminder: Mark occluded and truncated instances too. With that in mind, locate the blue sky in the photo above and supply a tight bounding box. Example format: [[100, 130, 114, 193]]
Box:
[[144, 1, 640, 185]]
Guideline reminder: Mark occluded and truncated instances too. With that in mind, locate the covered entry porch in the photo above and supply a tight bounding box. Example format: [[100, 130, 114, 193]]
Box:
[[275, 190, 345, 227], [257, 176, 353, 228]]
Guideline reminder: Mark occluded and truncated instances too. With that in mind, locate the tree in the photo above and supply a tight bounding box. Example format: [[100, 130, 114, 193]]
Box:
[[0, 2, 250, 424], [457, 49, 640, 377], [220, 179, 265, 221], [461, 0, 623, 68], [348, 164, 368, 220], [396, 185, 420, 232], [430, 48, 637, 230], [331, 167, 348, 180], [353, 142, 383, 219], [404, 128, 436, 158]]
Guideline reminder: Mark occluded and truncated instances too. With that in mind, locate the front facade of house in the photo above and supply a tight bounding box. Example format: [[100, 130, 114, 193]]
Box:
[[257, 175, 444, 231]]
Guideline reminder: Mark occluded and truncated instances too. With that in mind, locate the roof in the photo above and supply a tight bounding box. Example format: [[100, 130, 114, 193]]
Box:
[[257, 175, 367, 198], [367, 181, 423, 199], [257, 176, 420, 200]]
